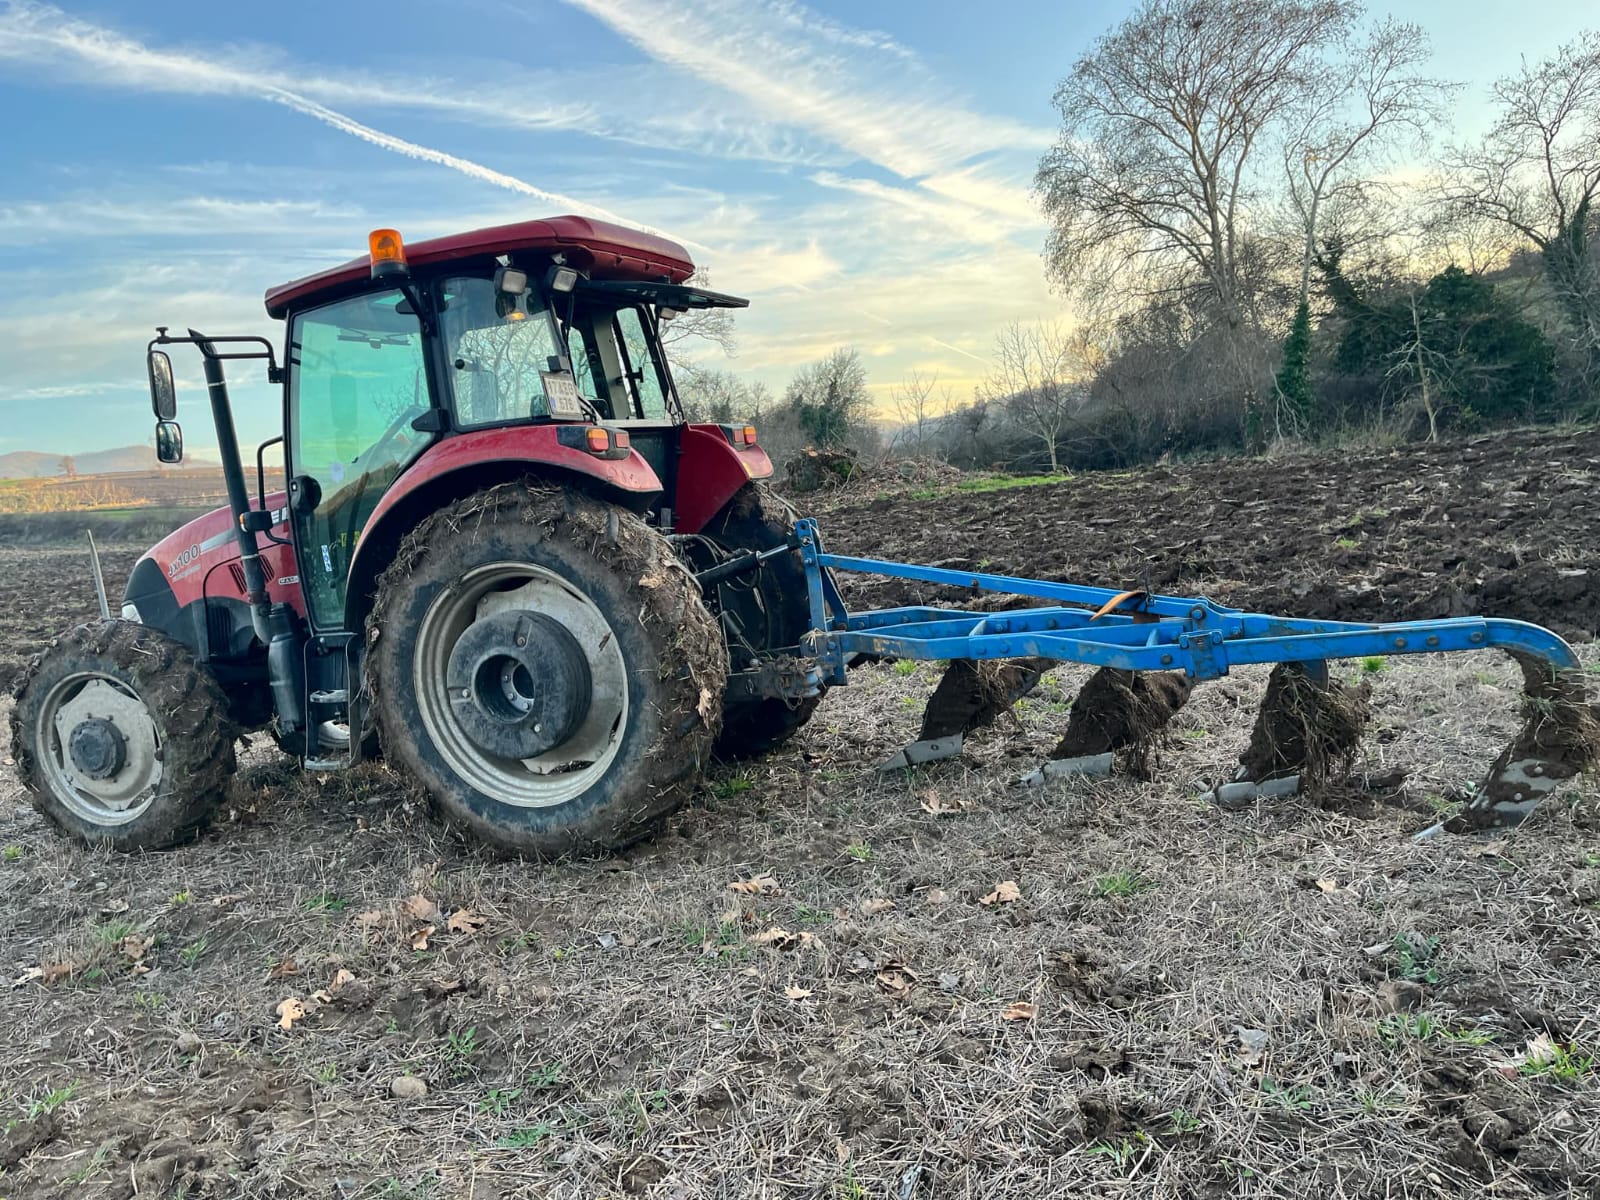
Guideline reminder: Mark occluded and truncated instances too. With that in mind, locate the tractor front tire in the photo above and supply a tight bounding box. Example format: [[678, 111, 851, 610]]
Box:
[[10, 620, 236, 850], [701, 483, 826, 759], [367, 486, 726, 857]]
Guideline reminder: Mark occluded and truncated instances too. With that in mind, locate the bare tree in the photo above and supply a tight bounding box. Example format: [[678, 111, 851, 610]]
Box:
[[1036, 0, 1357, 333], [674, 362, 771, 424], [1283, 19, 1452, 308], [1385, 290, 1452, 441], [1438, 32, 1600, 370], [887, 370, 954, 461], [782, 348, 872, 450], [1274, 40, 1447, 441], [978, 323, 1091, 474], [658, 270, 738, 356]]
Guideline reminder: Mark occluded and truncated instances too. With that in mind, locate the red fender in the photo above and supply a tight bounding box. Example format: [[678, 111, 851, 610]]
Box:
[[342, 424, 663, 628], [673, 425, 774, 534]]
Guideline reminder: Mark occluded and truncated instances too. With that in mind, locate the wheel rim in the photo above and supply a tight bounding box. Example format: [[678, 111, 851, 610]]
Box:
[[36, 673, 163, 826], [413, 561, 628, 807]]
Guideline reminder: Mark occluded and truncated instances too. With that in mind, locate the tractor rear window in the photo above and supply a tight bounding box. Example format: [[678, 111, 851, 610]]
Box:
[[440, 277, 563, 428]]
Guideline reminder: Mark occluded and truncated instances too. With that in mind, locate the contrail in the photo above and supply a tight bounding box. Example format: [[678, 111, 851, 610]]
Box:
[[266, 91, 616, 217], [927, 336, 987, 364], [265, 90, 714, 253]]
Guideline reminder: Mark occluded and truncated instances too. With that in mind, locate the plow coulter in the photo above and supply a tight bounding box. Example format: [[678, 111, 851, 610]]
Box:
[[795, 520, 1599, 834]]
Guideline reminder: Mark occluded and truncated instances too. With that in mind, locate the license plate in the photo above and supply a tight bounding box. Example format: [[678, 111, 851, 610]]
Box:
[[541, 371, 584, 419]]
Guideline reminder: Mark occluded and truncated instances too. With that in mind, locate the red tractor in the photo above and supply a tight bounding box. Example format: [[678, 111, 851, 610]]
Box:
[[11, 217, 820, 855]]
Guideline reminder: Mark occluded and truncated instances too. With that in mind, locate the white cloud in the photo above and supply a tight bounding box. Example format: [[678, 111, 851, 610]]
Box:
[[700, 239, 839, 294], [557, 0, 1051, 218], [0, 380, 136, 401], [0, 2, 837, 167], [0, 196, 360, 244], [0, 2, 707, 244], [921, 166, 1042, 227], [809, 171, 1018, 245]]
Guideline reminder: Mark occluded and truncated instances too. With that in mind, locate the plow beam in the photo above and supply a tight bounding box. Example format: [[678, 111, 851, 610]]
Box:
[[794, 521, 1595, 828]]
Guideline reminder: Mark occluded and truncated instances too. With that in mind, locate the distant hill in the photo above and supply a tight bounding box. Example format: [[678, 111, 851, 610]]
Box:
[[0, 445, 215, 479]]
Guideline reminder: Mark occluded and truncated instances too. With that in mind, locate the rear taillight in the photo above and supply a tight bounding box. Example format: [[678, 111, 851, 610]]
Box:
[[557, 425, 629, 458]]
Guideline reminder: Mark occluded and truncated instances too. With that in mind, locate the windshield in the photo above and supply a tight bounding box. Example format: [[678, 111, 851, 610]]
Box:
[[440, 276, 565, 427], [439, 274, 681, 426]]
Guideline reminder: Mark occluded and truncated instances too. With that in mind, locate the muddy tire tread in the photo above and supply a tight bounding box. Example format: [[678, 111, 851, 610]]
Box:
[[701, 482, 824, 759], [9, 619, 236, 850], [366, 485, 726, 857]]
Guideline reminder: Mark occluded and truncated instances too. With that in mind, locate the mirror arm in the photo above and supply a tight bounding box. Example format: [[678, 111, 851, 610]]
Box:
[[254, 436, 292, 547], [149, 329, 282, 380]]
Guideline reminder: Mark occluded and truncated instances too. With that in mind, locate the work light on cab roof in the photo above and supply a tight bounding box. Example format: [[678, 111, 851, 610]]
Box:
[[7, 213, 1593, 862]]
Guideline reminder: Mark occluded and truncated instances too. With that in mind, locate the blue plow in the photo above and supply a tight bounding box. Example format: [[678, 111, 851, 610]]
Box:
[[789, 519, 1597, 835]]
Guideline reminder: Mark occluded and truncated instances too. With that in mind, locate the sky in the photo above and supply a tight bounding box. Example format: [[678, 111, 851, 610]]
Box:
[[0, 0, 1593, 459]]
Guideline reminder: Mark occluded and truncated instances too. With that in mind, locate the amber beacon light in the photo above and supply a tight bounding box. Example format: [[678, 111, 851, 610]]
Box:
[[368, 228, 408, 279]]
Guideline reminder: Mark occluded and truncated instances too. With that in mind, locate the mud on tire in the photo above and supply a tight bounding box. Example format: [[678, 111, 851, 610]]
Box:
[[367, 485, 726, 857], [10, 619, 236, 850], [700, 482, 825, 759]]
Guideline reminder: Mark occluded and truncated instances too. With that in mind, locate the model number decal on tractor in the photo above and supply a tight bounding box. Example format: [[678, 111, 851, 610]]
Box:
[[167, 528, 238, 579], [167, 543, 203, 578]]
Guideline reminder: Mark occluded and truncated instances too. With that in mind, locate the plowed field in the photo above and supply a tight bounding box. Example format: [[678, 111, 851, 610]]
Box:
[[2, 427, 1597, 1199]]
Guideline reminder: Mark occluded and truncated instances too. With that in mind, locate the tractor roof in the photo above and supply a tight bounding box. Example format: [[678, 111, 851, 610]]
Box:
[[263, 215, 695, 319]]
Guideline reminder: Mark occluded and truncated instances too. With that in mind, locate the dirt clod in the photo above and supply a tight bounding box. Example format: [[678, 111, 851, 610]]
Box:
[[918, 657, 1052, 741], [1376, 979, 1427, 1013], [1052, 668, 1192, 776], [0, 1113, 57, 1169], [390, 1075, 428, 1100], [1448, 657, 1600, 831], [1239, 663, 1371, 784]]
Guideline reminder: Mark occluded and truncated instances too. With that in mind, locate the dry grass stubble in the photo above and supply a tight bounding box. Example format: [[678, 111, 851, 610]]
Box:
[[1, 645, 1598, 1198]]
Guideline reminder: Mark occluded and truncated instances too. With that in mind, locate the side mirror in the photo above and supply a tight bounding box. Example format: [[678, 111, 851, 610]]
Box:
[[148, 350, 176, 420], [155, 420, 183, 464]]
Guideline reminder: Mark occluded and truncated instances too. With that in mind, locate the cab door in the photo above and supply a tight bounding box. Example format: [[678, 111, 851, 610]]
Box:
[[287, 289, 429, 628]]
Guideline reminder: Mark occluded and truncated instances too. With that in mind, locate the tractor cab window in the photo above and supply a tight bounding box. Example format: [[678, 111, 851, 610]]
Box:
[[613, 306, 670, 420], [564, 324, 606, 417], [440, 277, 563, 427], [555, 298, 675, 422], [289, 288, 427, 624]]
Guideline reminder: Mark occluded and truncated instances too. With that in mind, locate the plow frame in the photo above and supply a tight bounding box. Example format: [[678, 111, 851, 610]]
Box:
[[792, 518, 1579, 683]]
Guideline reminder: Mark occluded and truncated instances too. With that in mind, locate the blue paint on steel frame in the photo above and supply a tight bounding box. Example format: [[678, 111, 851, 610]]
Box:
[[791, 518, 1578, 686]]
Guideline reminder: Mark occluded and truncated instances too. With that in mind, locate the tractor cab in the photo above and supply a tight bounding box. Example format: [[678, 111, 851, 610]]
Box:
[[260, 220, 752, 628]]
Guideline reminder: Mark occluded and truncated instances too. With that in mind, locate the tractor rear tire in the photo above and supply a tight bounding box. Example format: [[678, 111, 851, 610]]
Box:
[[701, 483, 825, 759], [10, 619, 236, 850], [367, 485, 726, 857]]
